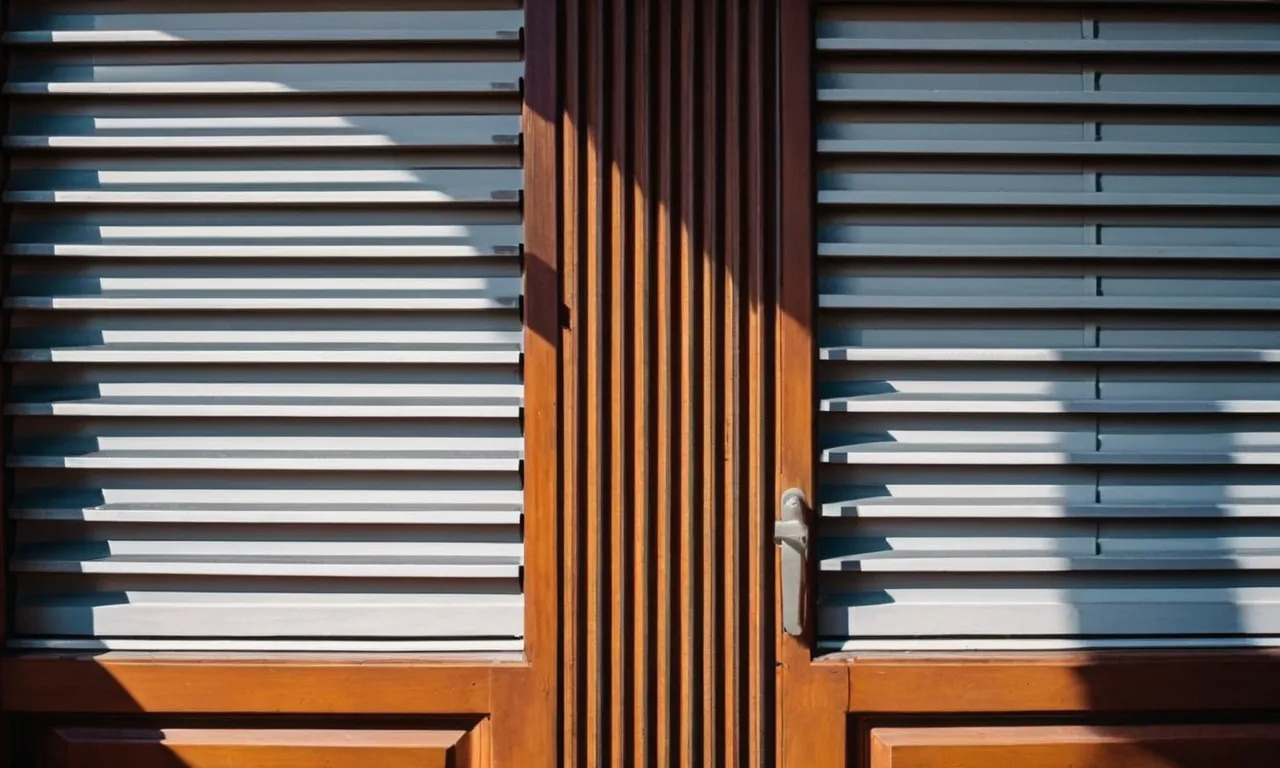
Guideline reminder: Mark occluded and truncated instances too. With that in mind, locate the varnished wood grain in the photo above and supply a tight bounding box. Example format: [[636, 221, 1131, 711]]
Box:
[[654, 0, 677, 758], [776, 1, 848, 767], [607, 0, 631, 761], [559, 0, 585, 764], [10, 3, 1280, 768], [842, 650, 1280, 713], [454, 717, 491, 768], [559, 0, 778, 764], [630, 3, 655, 765], [589, 0, 606, 755], [677, 2, 699, 763], [745, 1, 774, 762], [42, 727, 467, 768], [765, 2, 1280, 766], [512, 0, 561, 764], [870, 725, 1280, 768], [2, 655, 501, 714], [0, 0, 560, 762]]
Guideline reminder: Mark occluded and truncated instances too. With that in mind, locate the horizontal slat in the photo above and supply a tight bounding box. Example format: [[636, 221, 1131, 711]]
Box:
[[822, 498, 1280, 519], [6, 222, 524, 256], [4, 10, 522, 46], [6, 296, 520, 311], [4, 29, 518, 46], [7, 382, 521, 398], [15, 591, 521, 634], [823, 443, 1280, 465], [12, 549, 521, 579], [819, 348, 1280, 363], [820, 295, 1280, 311], [9, 503, 522, 525], [817, 244, 1280, 260], [5, 397, 522, 418], [9, 639, 525, 651], [6, 329, 522, 352], [7, 434, 525, 455], [7, 191, 518, 206], [818, 38, 1280, 55], [820, 585, 1280, 638], [818, 191, 1280, 208], [10, 485, 523, 503], [7, 135, 520, 152], [8, 190, 520, 208], [819, 140, 1280, 158], [7, 451, 521, 472], [6, 244, 521, 258], [17, 537, 521, 560], [6, 168, 523, 207], [821, 395, 1280, 414], [821, 550, 1280, 572], [6, 114, 522, 152], [5, 80, 520, 97], [819, 89, 1280, 108], [5, 345, 522, 365]]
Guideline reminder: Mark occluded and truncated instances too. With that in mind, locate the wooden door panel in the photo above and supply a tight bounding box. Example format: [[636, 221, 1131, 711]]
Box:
[[776, 0, 1280, 765], [870, 725, 1280, 768], [40, 726, 487, 768], [0, 0, 560, 765]]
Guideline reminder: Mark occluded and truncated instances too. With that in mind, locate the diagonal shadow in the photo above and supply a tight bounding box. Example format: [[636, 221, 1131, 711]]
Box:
[[2, 4, 532, 763]]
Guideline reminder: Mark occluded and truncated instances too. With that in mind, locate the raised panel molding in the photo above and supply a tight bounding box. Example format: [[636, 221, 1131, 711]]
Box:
[[870, 725, 1280, 768], [40, 726, 488, 768]]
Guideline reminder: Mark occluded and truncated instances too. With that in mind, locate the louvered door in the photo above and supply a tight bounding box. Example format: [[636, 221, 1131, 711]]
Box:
[[812, 1, 1280, 650], [3, 0, 526, 652]]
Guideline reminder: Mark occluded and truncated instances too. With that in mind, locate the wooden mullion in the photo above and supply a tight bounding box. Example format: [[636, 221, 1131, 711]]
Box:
[[776, 1, 849, 766]]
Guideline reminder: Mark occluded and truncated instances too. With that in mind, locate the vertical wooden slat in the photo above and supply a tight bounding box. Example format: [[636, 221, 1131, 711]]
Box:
[[702, 0, 725, 763], [745, 0, 774, 762], [561, 0, 585, 763], [608, 0, 631, 763], [723, 0, 744, 762], [559, 1, 778, 763], [583, 0, 606, 760], [631, 2, 655, 764], [678, 0, 699, 762], [655, 0, 678, 759]]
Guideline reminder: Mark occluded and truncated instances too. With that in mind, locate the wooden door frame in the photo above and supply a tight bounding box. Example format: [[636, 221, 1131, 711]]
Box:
[[775, 1, 849, 764], [774, 2, 1280, 766], [0, 1, 562, 765]]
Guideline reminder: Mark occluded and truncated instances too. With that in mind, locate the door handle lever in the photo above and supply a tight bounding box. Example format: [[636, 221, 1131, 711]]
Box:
[[774, 488, 810, 637]]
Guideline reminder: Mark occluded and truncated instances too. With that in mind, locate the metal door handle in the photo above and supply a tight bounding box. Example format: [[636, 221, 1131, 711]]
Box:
[[774, 488, 810, 637]]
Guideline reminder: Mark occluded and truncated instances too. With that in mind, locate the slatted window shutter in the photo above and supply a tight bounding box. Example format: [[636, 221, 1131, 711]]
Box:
[[3, 0, 526, 651], [814, 2, 1280, 650]]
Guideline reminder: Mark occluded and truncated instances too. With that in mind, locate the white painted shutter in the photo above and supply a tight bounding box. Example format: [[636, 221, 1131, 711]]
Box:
[[3, 0, 526, 651], [815, 2, 1280, 650]]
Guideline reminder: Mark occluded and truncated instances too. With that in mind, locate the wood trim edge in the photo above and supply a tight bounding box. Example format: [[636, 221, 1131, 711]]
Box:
[[775, 1, 846, 767], [1, 655, 505, 714], [868, 725, 1280, 768], [837, 650, 1280, 714], [500, 0, 561, 761]]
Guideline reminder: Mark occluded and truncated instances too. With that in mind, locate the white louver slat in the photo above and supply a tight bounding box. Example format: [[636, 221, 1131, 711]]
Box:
[[814, 2, 1280, 651], [2, 0, 526, 652]]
